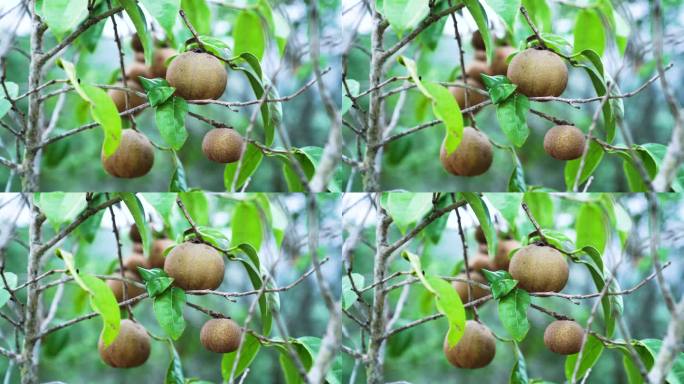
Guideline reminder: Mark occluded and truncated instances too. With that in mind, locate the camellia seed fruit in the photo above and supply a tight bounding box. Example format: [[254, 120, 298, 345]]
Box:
[[150, 48, 177, 79], [443, 320, 496, 368], [108, 82, 146, 113], [200, 318, 242, 353], [468, 253, 492, 271], [107, 270, 146, 303], [164, 241, 225, 290], [166, 51, 227, 100], [98, 319, 151, 368], [449, 80, 488, 110], [507, 48, 568, 97], [509, 244, 569, 292], [148, 238, 175, 269], [465, 60, 492, 82], [124, 62, 150, 85], [544, 320, 584, 355], [439, 127, 493, 177], [493, 239, 519, 271], [201, 128, 244, 163], [490, 46, 516, 76], [471, 31, 486, 50], [124, 253, 147, 276], [543, 125, 586, 161], [452, 272, 489, 304], [102, 129, 154, 178]]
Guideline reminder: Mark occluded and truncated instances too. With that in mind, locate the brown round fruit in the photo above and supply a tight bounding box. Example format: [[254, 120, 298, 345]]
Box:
[[107, 271, 146, 303], [163, 241, 225, 290], [452, 272, 489, 304], [200, 318, 242, 353], [130, 34, 143, 53], [471, 31, 486, 50], [465, 60, 492, 82], [449, 80, 488, 110], [150, 48, 177, 79], [474, 50, 486, 62], [474, 226, 487, 244], [108, 82, 146, 113], [166, 51, 227, 100], [509, 244, 569, 292], [98, 319, 151, 368], [543, 125, 586, 161], [507, 48, 568, 97], [149, 238, 175, 269], [102, 129, 154, 179], [439, 127, 493, 177], [443, 320, 496, 368], [493, 239, 519, 271], [129, 224, 142, 243], [468, 253, 491, 271], [201, 128, 244, 163], [490, 46, 516, 76], [124, 253, 147, 275], [124, 62, 150, 84], [544, 320, 584, 355]]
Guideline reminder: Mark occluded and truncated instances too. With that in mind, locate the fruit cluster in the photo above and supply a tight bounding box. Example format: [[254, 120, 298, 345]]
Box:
[[98, 224, 241, 368], [443, 226, 585, 369], [440, 31, 587, 178]]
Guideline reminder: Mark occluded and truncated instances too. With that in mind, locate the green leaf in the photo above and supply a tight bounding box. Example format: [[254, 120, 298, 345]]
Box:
[[403, 251, 435, 295], [424, 82, 464, 155], [231, 202, 263, 251], [523, 192, 553, 228], [498, 288, 530, 341], [485, 193, 522, 228], [147, 86, 176, 107], [36, 192, 87, 228], [342, 79, 360, 116], [564, 141, 605, 191], [234, 10, 266, 60], [383, 193, 432, 232], [140, 0, 180, 45], [383, 0, 429, 35], [463, 193, 497, 258], [119, 193, 153, 257], [180, 0, 211, 35], [342, 273, 365, 310], [485, 0, 521, 33], [42, 0, 88, 38], [508, 153, 527, 192], [565, 334, 604, 381], [82, 84, 123, 157], [155, 96, 188, 150], [638, 339, 684, 384], [170, 152, 188, 192], [165, 342, 185, 384], [120, 0, 154, 64], [154, 287, 187, 340], [576, 203, 607, 254], [179, 191, 209, 225], [574, 9, 605, 56], [510, 344, 529, 384], [0, 288, 10, 309], [81, 274, 121, 347], [221, 333, 260, 380], [495, 93, 529, 147], [521, 0, 551, 32], [463, 0, 494, 62], [425, 276, 466, 348]]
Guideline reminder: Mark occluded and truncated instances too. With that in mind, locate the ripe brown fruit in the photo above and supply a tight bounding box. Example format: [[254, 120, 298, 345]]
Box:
[[439, 127, 493, 177], [493, 239, 519, 271], [474, 226, 486, 244], [129, 224, 142, 243], [509, 244, 569, 292], [507, 48, 568, 97], [102, 129, 154, 179], [474, 50, 486, 62], [108, 82, 146, 113], [130, 34, 143, 53], [543, 125, 586, 161], [452, 272, 489, 304], [544, 320, 584, 355], [124, 62, 150, 84], [166, 51, 227, 100], [465, 60, 492, 82], [107, 271, 146, 303], [490, 46, 516, 76], [164, 241, 225, 290], [471, 31, 486, 50], [148, 238, 175, 269], [124, 253, 147, 276], [449, 80, 488, 110], [134, 52, 145, 63], [201, 128, 244, 163], [98, 319, 151, 368], [468, 253, 492, 272], [443, 320, 496, 368], [200, 318, 242, 353], [150, 48, 177, 79]]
